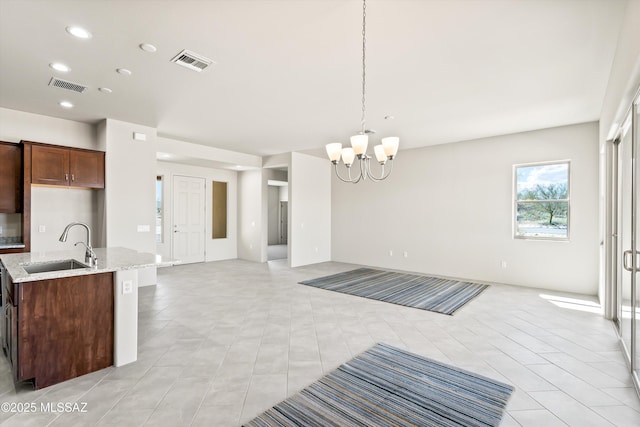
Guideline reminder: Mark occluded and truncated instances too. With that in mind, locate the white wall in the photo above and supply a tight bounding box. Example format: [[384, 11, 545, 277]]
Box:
[[290, 152, 331, 267], [599, 0, 640, 314], [101, 119, 157, 254], [332, 122, 599, 295], [238, 169, 264, 262], [268, 186, 280, 245], [156, 136, 261, 168], [156, 161, 238, 261], [30, 187, 101, 252], [0, 107, 99, 150], [279, 185, 288, 202]]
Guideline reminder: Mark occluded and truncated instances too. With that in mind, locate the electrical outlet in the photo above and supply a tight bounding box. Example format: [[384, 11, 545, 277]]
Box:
[[501, 261, 507, 269], [137, 224, 150, 232], [38, 225, 46, 233], [389, 250, 393, 256], [122, 280, 133, 295], [403, 251, 408, 258]]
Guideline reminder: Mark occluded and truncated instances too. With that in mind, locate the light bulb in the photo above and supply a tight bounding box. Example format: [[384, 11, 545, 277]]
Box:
[[381, 137, 399, 158], [325, 143, 342, 162], [350, 134, 368, 155], [341, 147, 356, 166]]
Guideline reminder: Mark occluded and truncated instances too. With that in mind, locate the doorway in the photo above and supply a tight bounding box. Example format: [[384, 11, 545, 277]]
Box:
[[267, 180, 288, 261], [611, 89, 640, 394], [280, 201, 288, 244], [172, 175, 206, 264]]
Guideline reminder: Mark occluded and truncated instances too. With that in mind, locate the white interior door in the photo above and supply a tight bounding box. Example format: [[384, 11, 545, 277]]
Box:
[[172, 175, 206, 264]]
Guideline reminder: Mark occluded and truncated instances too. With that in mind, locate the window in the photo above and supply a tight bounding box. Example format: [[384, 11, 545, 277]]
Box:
[[212, 181, 228, 239], [514, 161, 569, 240], [156, 175, 163, 243]]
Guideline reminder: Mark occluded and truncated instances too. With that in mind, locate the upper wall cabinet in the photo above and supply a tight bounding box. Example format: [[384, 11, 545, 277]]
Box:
[[30, 143, 105, 189], [0, 141, 22, 213]]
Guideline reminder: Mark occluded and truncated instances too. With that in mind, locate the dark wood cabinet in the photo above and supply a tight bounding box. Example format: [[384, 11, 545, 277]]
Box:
[[0, 141, 22, 213], [9, 296, 17, 383], [31, 143, 105, 189], [6, 273, 114, 389], [69, 149, 105, 188], [31, 145, 69, 186], [1, 263, 18, 382]]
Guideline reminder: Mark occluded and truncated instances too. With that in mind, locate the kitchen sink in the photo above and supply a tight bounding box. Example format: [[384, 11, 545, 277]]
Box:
[[22, 259, 90, 274]]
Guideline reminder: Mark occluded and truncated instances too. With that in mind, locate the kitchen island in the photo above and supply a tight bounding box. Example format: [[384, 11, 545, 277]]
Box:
[[0, 247, 174, 389]]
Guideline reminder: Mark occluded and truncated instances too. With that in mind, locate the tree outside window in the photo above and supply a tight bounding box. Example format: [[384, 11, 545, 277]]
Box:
[[514, 161, 569, 240]]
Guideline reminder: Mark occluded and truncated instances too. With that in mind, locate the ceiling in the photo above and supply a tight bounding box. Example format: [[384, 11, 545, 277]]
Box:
[[0, 0, 628, 157]]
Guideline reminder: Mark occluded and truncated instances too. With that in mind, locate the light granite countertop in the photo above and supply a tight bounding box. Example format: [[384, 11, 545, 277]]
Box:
[[0, 247, 177, 283]]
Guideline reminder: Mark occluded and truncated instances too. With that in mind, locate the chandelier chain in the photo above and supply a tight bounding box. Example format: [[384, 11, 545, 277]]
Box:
[[361, 0, 367, 134], [325, 0, 398, 184]]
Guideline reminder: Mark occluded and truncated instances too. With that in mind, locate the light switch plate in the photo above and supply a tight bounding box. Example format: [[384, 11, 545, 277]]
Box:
[[38, 225, 46, 233], [132, 132, 147, 141], [137, 225, 150, 232]]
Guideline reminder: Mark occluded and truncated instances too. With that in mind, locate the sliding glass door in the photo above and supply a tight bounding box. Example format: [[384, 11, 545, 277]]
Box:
[[613, 89, 640, 393], [634, 98, 640, 384], [616, 110, 633, 361]]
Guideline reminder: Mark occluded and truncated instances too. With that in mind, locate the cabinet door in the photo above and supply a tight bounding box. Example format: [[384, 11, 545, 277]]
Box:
[[18, 274, 114, 389], [0, 142, 21, 213], [69, 150, 105, 188], [31, 145, 69, 186], [8, 297, 17, 383]]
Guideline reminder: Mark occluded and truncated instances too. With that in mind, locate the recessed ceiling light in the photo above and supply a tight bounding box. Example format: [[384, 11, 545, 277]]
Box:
[[116, 68, 132, 76], [59, 101, 74, 108], [139, 43, 157, 53], [66, 26, 92, 39], [98, 87, 112, 93], [49, 62, 70, 72]]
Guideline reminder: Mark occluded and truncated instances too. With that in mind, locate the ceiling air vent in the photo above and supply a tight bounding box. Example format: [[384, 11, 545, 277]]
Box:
[[170, 49, 214, 72], [48, 77, 88, 93]]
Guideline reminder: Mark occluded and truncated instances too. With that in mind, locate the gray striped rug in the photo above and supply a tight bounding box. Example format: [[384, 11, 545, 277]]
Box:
[[244, 343, 514, 427], [299, 268, 488, 315]]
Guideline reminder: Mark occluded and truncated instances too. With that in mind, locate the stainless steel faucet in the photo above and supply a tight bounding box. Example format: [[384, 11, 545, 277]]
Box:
[[59, 222, 98, 267]]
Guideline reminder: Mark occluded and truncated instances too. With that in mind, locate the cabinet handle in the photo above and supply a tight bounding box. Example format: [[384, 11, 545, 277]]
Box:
[[71, 174, 75, 182], [65, 173, 69, 181]]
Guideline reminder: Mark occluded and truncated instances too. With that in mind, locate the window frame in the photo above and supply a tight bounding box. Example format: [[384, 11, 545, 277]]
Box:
[[513, 160, 571, 241]]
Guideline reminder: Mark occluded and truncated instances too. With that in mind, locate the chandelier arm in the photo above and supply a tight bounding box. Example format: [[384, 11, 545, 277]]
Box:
[[333, 163, 357, 183], [365, 158, 394, 182], [361, 156, 368, 181]]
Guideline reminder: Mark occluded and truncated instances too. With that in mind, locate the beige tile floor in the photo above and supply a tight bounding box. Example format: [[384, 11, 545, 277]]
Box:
[[0, 259, 639, 426]]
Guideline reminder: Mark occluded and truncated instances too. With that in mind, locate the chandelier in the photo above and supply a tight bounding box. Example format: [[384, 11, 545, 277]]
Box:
[[325, 0, 399, 183]]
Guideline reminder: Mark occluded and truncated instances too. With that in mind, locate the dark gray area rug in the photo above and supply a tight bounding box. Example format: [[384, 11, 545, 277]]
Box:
[[244, 343, 514, 427], [299, 268, 488, 315]]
